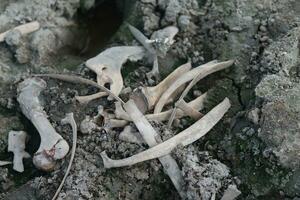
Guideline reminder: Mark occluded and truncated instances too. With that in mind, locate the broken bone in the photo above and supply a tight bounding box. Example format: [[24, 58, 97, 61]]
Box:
[[100, 97, 231, 168], [119, 125, 144, 145], [7, 131, 30, 172], [84, 46, 146, 99], [123, 100, 185, 198], [17, 78, 69, 171], [154, 60, 234, 113], [0, 21, 40, 42]]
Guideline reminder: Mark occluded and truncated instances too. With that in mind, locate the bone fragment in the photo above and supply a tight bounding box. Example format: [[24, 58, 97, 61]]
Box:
[[0, 161, 12, 166], [52, 113, 77, 200], [100, 98, 230, 168], [8, 131, 30, 172], [123, 100, 185, 198], [75, 92, 107, 104], [17, 78, 69, 171], [154, 60, 234, 113], [221, 184, 241, 200], [85, 46, 146, 99], [119, 125, 144, 145], [0, 21, 40, 42]]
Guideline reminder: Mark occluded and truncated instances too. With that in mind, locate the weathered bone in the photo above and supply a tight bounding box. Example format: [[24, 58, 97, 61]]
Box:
[[0, 161, 12, 166], [52, 113, 77, 200], [8, 131, 30, 172], [175, 99, 203, 120], [123, 100, 185, 198], [119, 125, 144, 145], [132, 62, 192, 111], [17, 78, 69, 171], [154, 60, 234, 113], [115, 92, 207, 122], [100, 97, 230, 168], [75, 92, 107, 104], [84, 46, 146, 99], [0, 21, 40, 42]]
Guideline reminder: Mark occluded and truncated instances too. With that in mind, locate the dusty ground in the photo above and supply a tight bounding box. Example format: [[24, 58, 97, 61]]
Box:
[[1, 0, 300, 199]]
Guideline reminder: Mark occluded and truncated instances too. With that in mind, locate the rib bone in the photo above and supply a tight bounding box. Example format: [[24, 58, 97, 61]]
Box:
[[123, 100, 185, 198], [154, 60, 234, 113], [0, 21, 40, 42], [17, 78, 69, 171], [8, 131, 30, 172], [100, 97, 231, 168]]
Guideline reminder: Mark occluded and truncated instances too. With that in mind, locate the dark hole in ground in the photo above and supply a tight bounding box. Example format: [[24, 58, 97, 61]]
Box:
[[78, 0, 124, 57]]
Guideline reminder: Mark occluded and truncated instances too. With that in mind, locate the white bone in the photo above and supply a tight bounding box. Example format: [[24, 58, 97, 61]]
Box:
[[100, 98, 230, 168], [85, 46, 146, 99], [154, 60, 234, 113], [52, 113, 77, 200], [75, 92, 107, 104], [17, 78, 69, 171], [0, 21, 40, 42], [119, 125, 144, 144], [123, 100, 185, 198], [115, 92, 207, 122], [8, 131, 30, 172], [0, 161, 12, 166]]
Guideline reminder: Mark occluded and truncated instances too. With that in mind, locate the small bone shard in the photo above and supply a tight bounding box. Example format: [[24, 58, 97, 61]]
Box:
[[221, 184, 241, 200], [84, 46, 146, 99], [52, 113, 77, 200], [0, 21, 40, 42], [123, 100, 185, 198], [8, 131, 30, 172], [17, 78, 69, 171], [101, 97, 231, 168], [154, 60, 234, 113], [119, 125, 144, 145]]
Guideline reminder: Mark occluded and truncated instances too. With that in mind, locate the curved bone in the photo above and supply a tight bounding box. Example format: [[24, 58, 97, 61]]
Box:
[[115, 92, 207, 122], [154, 60, 234, 113], [85, 46, 146, 98], [0, 21, 40, 42], [52, 113, 77, 200], [133, 62, 192, 111], [100, 98, 231, 168], [17, 78, 69, 171], [123, 100, 185, 198], [8, 131, 30, 172], [75, 92, 107, 104]]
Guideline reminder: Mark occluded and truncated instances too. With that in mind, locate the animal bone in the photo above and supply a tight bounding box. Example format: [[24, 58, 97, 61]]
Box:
[[17, 78, 69, 171], [115, 92, 207, 122], [0, 21, 40, 42], [52, 113, 77, 200], [131, 62, 192, 112], [8, 131, 30, 172], [221, 184, 241, 200], [80, 115, 99, 134], [154, 60, 234, 113], [75, 92, 107, 104], [123, 100, 185, 198], [100, 97, 230, 168], [128, 24, 178, 79], [84, 46, 146, 99], [119, 125, 144, 145], [35, 74, 124, 104], [0, 161, 12, 166]]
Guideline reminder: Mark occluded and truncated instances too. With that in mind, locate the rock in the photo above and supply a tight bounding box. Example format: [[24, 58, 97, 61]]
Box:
[[221, 184, 241, 200]]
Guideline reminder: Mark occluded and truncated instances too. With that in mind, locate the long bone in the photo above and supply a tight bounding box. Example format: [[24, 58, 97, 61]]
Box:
[[154, 60, 234, 113], [0, 21, 40, 42], [122, 100, 185, 198], [100, 97, 231, 168], [17, 78, 69, 171], [81, 46, 146, 100], [115, 92, 207, 122], [0, 161, 12, 166], [8, 131, 30, 172]]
